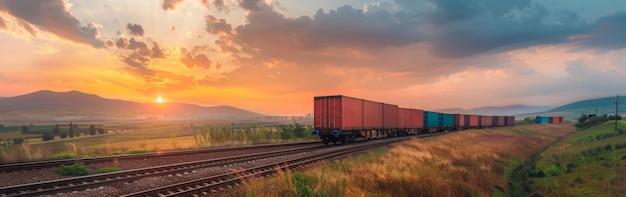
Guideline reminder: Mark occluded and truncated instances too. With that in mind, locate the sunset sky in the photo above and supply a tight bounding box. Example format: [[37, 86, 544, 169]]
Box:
[[1, 0, 625, 115]]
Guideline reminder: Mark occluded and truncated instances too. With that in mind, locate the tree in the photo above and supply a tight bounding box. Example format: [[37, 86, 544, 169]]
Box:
[[12, 138, 24, 144], [69, 122, 74, 138], [97, 128, 106, 134], [42, 134, 54, 141], [60, 132, 68, 138], [89, 124, 96, 135], [21, 125, 29, 133], [53, 124, 61, 134]]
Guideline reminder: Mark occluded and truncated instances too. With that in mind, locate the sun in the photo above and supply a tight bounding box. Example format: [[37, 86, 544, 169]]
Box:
[[156, 96, 164, 103]]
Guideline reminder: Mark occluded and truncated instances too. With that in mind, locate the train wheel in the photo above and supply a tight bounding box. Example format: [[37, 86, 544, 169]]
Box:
[[323, 138, 330, 145]]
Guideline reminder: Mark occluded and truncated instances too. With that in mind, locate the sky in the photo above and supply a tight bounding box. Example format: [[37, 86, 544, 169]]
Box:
[[1, 0, 626, 115]]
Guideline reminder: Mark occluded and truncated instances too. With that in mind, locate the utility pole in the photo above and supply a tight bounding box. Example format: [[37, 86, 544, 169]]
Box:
[[615, 94, 620, 132]]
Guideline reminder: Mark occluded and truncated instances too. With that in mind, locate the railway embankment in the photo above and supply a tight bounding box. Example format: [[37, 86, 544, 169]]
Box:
[[237, 124, 575, 196]]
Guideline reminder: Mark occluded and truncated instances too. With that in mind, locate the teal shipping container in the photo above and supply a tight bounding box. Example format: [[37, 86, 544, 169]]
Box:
[[535, 116, 550, 124], [441, 113, 453, 127], [424, 111, 440, 128]]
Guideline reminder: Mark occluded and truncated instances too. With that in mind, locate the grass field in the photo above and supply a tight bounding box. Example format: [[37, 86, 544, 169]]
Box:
[[527, 121, 626, 196], [236, 124, 575, 197], [0, 120, 316, 163]]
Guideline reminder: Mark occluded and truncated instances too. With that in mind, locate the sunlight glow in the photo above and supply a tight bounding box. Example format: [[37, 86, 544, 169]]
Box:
[[156, 96, 164, 103]]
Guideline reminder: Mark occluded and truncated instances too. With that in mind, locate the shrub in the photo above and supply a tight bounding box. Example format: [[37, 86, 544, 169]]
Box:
[[60, 132, 68, 138], [42, 134, 55, 141], [45, 153, 76, 161], [56, 163, 91, 176], [95, 167, 121, 174], [12, 138, 24, 145]]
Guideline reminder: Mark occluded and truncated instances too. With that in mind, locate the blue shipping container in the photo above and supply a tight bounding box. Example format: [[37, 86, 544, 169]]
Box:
[[424, 111, 440, 128], [535, 116, 550, 124], [441, 113, 453, 127]]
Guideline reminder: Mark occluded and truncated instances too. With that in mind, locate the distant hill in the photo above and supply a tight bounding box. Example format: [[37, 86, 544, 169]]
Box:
[[516, 96, 626, 121], [437, 105, 555, 116], [0, 90, 264, 121], [546, 96, 623, 114]]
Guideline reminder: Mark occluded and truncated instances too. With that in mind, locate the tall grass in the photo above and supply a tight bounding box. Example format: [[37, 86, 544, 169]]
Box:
[[237, 124, 575, 196]]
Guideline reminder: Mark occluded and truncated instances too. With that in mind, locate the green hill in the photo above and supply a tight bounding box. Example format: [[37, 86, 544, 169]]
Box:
[[526, 121, 626, 196], [518, 96, 626, 122]]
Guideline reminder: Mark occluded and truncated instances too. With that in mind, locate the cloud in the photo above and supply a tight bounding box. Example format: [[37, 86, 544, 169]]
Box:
[[116, 37, 129, 49], [0, 0, 105, 47], [180, 47, 212, 69], [121, 52, 151, 74], [105, 40, 114, 48], [162, 0, 185, 11], [151, 42, 165, 58], [213, 0, 229, 12], [575, 12, 626, 50], [205, 15, 232, 35], [171, 26, 176, 32], [0, 15, 7, 30], [127, 38, 151, 56], [126, 23, 144, 37]]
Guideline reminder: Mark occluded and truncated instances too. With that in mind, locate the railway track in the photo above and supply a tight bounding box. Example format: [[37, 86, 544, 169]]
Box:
[[0, 132, 448, 196], [0, 144, 324, 197], [120, 137, 407, 197], [0, 141, 319, 173]]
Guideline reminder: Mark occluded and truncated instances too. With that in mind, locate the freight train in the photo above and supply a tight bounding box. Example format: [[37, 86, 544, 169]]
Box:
[[535, 116, 564, 124], [311, 95, 515, 145]]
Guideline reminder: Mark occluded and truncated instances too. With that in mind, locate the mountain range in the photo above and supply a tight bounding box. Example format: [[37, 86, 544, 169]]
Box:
[[436, 105, 556, 116], [0, 90, 263, 121], [1, 90, 623, 122]]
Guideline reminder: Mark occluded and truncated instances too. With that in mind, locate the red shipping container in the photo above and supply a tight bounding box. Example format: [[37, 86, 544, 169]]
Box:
[[482, 116, 493, 127], [551, 117, 558, 124], [505, 116, 515, 126], [469, 115, 479, 127], [410, 109, 425, 128], [453, 114, 466, 128], [363, 100, 383, 129], [498, 116, 505, 126], [382, 103, 398, 129], [398, 108, 409, 129], [314, 96, 363, 129]]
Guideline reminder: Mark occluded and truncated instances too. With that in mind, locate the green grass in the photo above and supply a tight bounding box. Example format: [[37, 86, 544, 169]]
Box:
[[44, 153, 77, 161], [56, 163, 91, 176], [527, 121, 626, 196]]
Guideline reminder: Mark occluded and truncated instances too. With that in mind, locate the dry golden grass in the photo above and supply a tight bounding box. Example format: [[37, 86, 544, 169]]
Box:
[[236, 124, 575, 197]]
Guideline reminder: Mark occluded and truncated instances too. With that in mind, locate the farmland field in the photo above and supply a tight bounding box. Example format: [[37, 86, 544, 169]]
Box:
[[0, 120, 316, 163]]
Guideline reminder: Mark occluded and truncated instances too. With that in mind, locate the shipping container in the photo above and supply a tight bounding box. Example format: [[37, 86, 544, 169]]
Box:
[[363, 100, 383, 129], [535, 116, 550, 124], [559, 116, 564, 123], [482, 116, 493, 127], [424, 111, 440, 128], [498, 116, 505, 126], [468, 115, 479, 127], [550, 117, 559, 124], [314, 95, 363, 130], [453, 114, 466, 129], [398, 108, 409, 129], [410, 109, 425, 129], [505, 116, 515, 126], [441, 113, 453, 127], [382, 103, 398, 129]]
